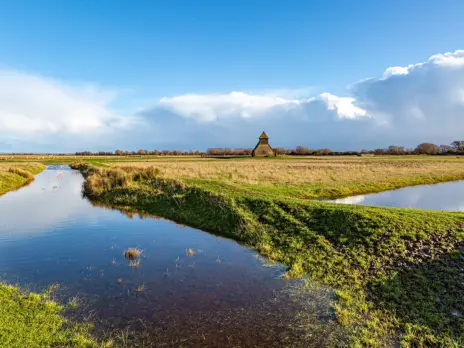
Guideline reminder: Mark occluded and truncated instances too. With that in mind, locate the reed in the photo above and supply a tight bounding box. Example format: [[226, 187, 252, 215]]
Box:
[[123, 248, 142, 260]]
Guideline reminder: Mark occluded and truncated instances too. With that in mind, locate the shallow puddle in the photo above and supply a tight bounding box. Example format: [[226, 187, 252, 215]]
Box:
[[0, 166, 346, 347]]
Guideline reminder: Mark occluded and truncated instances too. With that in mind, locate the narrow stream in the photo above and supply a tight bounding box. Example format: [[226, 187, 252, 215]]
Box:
[[328, 180, 464, 211], [0, 166, 346, 347]]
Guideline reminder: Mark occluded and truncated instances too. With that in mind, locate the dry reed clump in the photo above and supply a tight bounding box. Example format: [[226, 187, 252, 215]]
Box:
[[186, 248, 195, 256], [124, 248, 142, 268], [84, 166, 163, 195], [8, 167, 34, 180], [124, 248, 142, 260]]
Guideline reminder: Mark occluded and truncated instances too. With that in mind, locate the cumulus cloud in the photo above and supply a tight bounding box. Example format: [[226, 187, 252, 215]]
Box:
[[159, 91, 367, 122], [0, 70, 135, 143], [352, 49, 464, 144], [159, 92, 301, 122], [318, 93, 367, 119]]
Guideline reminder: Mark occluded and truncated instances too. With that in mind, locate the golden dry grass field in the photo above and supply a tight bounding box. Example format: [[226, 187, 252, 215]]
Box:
[[107, 157, 464, 199]]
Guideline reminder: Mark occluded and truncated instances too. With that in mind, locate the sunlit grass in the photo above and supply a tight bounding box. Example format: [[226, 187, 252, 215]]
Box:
[[108, 157, 464, 199], [0, 163, 45, 196], [0, 282, 104, 347]]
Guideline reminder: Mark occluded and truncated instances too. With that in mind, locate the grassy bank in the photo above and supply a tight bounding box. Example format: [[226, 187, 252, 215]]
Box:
[[0, 163, 46, 196], [0, 283, 104, 347], [73, 163, 464, 347]]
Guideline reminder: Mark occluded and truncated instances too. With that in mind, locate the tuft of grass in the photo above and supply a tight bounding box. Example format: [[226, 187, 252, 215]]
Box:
[[123, 248, 142, 260], [186, 248, 195, 256], [68, 296, 81, 310], [136, 284, 145, 293]]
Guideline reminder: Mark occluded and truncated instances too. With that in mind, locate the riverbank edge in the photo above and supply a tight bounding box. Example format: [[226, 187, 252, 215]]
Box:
[[0, 163, 46, 196], [72, 163, 464, 347]]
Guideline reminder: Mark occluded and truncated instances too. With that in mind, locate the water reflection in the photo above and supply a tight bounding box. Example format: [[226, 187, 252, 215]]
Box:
[[330, 180, 464, 211], [0, 166, 347, 346]]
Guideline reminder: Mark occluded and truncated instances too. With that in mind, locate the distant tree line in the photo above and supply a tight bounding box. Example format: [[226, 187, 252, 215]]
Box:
[[75, 149, 203, 156], [205, 148, 253, 156], [4, 140, 464, 157], [371, 140, 464, 156]]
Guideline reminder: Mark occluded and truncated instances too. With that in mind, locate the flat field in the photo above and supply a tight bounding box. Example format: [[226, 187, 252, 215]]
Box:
[[104, 156, 464, 199]]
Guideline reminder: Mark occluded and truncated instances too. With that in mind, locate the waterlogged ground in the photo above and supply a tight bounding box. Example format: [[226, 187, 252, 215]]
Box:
[[330, 180, 464, 211], [0, 166, 346, 347]]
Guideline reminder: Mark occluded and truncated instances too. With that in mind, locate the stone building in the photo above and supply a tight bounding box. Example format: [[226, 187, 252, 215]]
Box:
[[251, 131, 276, 157]]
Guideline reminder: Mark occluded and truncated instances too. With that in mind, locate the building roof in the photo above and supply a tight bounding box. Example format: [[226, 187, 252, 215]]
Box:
[[259, 131, 269, 139]]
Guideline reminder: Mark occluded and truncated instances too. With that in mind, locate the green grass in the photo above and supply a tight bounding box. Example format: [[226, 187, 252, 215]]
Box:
[[74, 164, 464, 347], [0, 283, 104, 347], [0, 163, 46, 196]]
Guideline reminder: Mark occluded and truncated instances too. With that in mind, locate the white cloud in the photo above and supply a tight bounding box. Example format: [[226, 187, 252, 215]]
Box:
[[429, 50, 464, 67], [0, 70, 130, 136], [383, 66, 410, 78], [380, 49, 464, 79], [159, 92, 301, 122], [318, 93, 367, 119], [159, 91, 367, 122]]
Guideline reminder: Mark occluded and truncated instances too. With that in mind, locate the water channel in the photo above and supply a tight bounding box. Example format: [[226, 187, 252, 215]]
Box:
[[328, 180, 464, 212], [0, 166, 344, 347]]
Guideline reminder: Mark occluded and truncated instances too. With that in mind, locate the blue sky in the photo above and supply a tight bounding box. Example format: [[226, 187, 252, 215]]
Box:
[[1, 1, 464, 152]]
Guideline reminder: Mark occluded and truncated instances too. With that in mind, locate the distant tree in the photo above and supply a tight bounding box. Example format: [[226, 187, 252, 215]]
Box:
[[274, 147, 286, 155], [439, 145, 453, 154], [386, 145, 406, 155], [314, 148, 332, 155], [415, 143, 440, 155], [295, 146, 311, 155], [451, 140, 464, 152]]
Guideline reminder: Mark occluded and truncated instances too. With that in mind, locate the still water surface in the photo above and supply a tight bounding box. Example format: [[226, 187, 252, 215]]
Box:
[[0, 166, 343, 347], [329, 180, 464, 211]]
